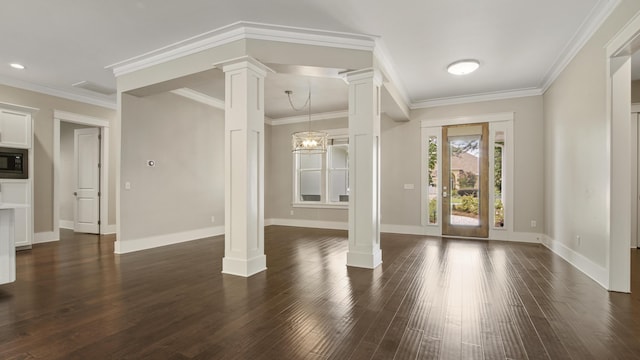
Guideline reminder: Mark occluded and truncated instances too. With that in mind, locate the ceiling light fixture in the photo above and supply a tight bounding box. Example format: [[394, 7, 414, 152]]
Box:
[[289, 89, 327, 154], [447, 59, 480, 75], [10, 63, 25, 70]]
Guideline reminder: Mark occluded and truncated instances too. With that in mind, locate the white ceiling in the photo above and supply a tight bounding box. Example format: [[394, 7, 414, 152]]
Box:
[[0, 0, 622, 113]]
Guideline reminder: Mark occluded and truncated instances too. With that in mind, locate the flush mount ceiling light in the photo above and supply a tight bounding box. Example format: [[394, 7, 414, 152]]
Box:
[[9, 63, 25, 70], [447, 59, 480, 75]]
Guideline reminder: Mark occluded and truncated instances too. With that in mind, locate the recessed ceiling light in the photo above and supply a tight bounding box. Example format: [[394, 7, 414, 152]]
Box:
[[10, 63, 25, 70], [447, 59, 480, 75]]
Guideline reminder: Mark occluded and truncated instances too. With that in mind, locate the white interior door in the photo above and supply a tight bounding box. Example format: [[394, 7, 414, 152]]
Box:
[[74, 128, 100, 234]]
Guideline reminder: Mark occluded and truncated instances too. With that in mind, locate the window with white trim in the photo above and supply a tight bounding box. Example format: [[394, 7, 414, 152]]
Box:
[[294, 135, 349, 206]]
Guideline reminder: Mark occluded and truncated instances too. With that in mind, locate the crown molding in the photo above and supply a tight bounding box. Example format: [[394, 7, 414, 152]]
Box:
[[373, 40, 410, 107], [411, 88, 543, 109], [540, 0, 621, 91], [170, 88, 225, 110], [270, 110, 348, 126], [106, 21, 377, 78], [0, 76, 117, 110]]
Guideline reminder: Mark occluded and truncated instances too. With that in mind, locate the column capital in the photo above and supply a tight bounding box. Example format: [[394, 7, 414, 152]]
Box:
[[342, 68, 383, 85], [214, 56, 275, 76]]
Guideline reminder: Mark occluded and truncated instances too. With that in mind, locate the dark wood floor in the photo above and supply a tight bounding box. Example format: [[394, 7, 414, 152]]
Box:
[[1, 227, 640, 359]]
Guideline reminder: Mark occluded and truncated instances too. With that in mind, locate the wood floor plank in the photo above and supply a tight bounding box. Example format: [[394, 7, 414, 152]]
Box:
[[1, 228, 640, 359]]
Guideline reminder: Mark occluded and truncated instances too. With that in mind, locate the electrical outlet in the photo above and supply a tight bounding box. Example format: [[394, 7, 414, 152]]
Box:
[[576, 235, 581, 246], [290, 210, 294, 216], [211, 216, 215, 223], [530, 220, 537, 228], [125, 181, 131, 190]]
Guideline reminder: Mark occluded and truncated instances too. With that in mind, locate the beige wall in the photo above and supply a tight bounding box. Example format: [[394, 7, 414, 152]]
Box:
[[0, 84, 116, 233], [267, 118, 349, 222], [120, 92, 224, 241], [543, 0, 640, 269], [59, 122, 92, 223], [632, 79, 640, 103]]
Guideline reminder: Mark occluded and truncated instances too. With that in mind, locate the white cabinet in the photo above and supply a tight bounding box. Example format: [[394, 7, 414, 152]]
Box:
[[0, 109, 32, 149], [0, 103, 35, 250], [0, 180, 31, 248]]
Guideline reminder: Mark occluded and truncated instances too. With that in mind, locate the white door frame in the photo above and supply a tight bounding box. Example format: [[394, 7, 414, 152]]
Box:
[[605, 11, 640, 292], [420, 112, 514, 240], [632, 110, 639, 249], [53, 110, 110, 239]]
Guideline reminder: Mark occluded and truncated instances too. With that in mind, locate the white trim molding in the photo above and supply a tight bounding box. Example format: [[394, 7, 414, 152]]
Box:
[[420, 112, 515, 128], [0, 76, 117, 110], [114, 226, 224, 254], [412, 89, 542, 109], [541, 0, 620, 91], [267, 218, 348, 231], [265, 219, 542, 243], [53, 111, 111, 244], [170, 88, 225, 109], [107, 21, 377, 77], [101, 224, 117, 235], [59, 220, 74, 230], [270, 110, 348, 126], [33, 231, 58, 244], [541, 235, 609, 289]]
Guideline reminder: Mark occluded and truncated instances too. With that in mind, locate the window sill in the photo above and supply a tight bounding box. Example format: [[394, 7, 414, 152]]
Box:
[[291, 203, 348, 210]]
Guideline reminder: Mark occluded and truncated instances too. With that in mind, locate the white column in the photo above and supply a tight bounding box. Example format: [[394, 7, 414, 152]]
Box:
[[345, 69, 382, 269], [219, 57, 270, 277]]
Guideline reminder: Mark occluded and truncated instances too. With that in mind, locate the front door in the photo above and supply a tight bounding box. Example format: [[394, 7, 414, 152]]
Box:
[[73, 128, 100, 234], [442, 123, 489, 237]]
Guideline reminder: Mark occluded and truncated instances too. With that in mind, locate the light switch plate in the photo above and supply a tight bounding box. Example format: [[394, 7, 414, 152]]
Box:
[[403, 184, 415, 190]]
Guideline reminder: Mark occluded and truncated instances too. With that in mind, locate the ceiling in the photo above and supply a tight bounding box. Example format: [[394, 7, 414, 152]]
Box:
[[0, 0, 623, 115]]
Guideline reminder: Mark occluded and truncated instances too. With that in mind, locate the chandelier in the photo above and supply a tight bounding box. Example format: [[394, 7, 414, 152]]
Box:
[[289, 90, 328, 154]]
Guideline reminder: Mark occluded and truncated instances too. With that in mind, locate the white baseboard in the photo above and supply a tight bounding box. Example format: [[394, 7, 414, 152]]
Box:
[[59, 220, 74, 230], [266, 219, 541, 244], [34, 231, 58, 244], [114, 226, 224, 254], [490, 230, 542, 243], [101, 224, 116, 235], [267, 218, 348, 230], [60, 220, 116, 235], [381, 224, 425, 235], [541, 234, 608, 289]]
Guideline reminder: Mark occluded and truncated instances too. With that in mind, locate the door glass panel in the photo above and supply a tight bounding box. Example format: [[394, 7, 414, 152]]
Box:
[[428, 136, 438, 224], [449, 132, 480, 227], [494, 131, 505, 228]]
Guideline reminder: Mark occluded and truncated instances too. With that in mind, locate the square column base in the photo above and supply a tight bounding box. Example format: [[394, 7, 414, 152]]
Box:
[[222, 254, 267, 277], [347, 249, 382, 269]]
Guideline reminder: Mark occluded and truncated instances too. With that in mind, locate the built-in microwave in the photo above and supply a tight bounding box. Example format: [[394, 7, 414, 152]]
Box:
[[0, 147, 28, 179]]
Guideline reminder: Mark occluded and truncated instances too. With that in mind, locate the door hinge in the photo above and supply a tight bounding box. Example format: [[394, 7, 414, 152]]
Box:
[[98, 134, 101, 140], [98, 220, 101, 225], [98, 191, 101, 197], [98, 163, 101, 168]]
